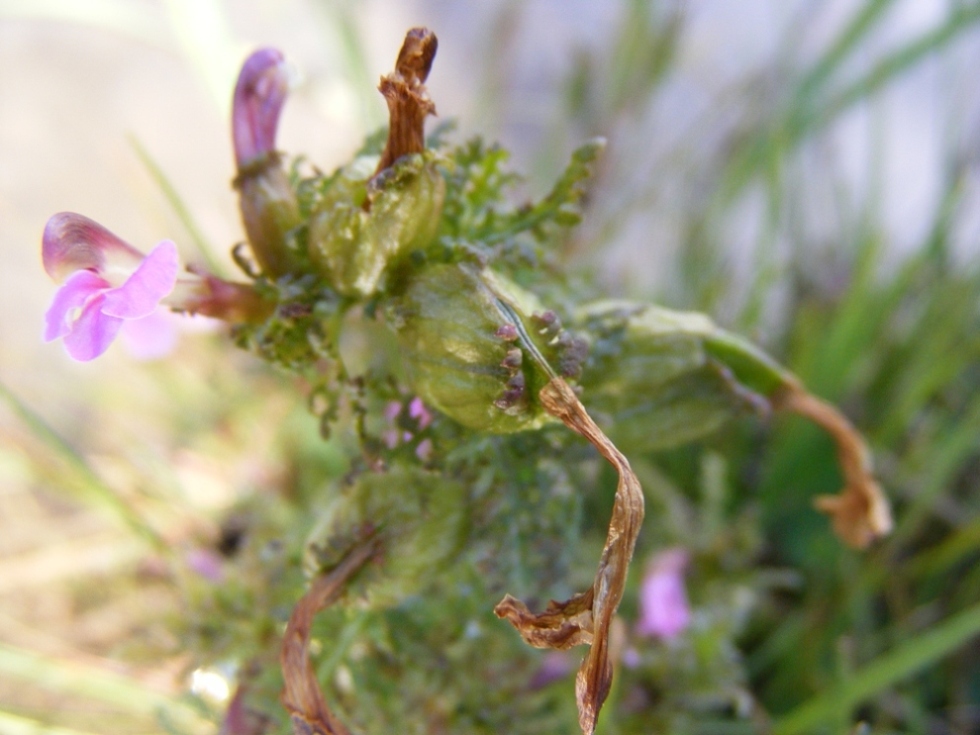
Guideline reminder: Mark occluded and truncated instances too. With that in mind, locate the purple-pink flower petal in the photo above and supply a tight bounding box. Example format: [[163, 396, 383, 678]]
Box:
[[61, 295, 125, 361], [119, 309, 180, 360], [43, 269, 111, 342], [42, 212, 145, 283], [101, 240, 179, 319], [232, 48, 288, 167], [409, 396, 433, 429]]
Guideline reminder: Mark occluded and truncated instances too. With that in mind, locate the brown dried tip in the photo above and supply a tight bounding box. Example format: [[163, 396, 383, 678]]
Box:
[[495, 377, 645, 735], [280, 539, 377, 735], [775, 384, 893, 549], [376, 27, 438, 174]]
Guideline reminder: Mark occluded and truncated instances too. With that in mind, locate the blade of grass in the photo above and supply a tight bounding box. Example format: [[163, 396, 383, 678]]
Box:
[[0, 710, 108, 735], [816, 2, 980, 130], [0, 643, 212, 735], [0, 380, 164, 551], [128, 135, 226, 276], [723, 2, 980, 203], [792, 0, 900, 102], [773, 600, 980, 735]]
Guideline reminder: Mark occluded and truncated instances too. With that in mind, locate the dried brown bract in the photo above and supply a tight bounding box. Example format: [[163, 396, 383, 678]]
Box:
[[776, 383, 893, 548], [280, 539, 378, 735], [495, 377, 645, 735]]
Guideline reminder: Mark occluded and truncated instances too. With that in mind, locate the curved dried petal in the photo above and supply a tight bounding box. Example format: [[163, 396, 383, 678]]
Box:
[[43, 270, 110, 342], [42, 212, 145, 283], [101, 240, 179, 319], [62, 295, 124, 361], [232, 48, 289, 168]]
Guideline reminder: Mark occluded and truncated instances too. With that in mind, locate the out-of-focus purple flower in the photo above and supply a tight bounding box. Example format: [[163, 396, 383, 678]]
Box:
[[415, 438, 433, 462], [42, 213, 178, 361], [186, 548, 225, 583], [232, 48, 289, 168], [409, 396, 433, 429], [528, 650, 573, 690], [636, 547, 691, 641]]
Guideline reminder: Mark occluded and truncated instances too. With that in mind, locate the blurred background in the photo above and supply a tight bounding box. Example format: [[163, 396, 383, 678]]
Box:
[[2, 0, 980, 733]]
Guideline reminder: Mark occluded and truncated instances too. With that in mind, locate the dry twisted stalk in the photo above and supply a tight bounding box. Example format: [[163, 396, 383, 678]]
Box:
[[495, 377, 645, 735], [280, 538, 377, 735]]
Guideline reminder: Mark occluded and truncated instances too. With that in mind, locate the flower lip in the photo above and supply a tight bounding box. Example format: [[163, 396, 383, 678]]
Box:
[[43, 235, 179, 362], [42, 212, 145, 283], [232, 47, 289, 169]]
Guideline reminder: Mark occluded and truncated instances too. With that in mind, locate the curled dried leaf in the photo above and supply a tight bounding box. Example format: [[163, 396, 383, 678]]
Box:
[[495, 376, 644, 735], [775, 383, 893, 549], [280, 538, 378, 735], [376, 27, 438, 174]]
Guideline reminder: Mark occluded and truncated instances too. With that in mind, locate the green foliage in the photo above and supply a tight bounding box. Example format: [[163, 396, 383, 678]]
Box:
[[8, 4, 980, 735]]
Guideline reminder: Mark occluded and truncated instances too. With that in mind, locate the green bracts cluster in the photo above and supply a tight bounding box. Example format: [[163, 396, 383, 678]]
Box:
[[309, 152, 445, 297], [577, 302, 794, 451], [304, 467, 468, 609]]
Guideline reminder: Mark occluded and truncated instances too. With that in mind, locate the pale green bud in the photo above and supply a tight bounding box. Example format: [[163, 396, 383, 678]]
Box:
[[384, 262, 587, 433], [308, 152, 445, 297], [305, 467, 468, 609], [576, 301, 793, 451]]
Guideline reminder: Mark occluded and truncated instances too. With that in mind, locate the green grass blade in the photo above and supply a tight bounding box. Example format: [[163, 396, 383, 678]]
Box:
[[812, 3, 980, 132], [128, 135, 226, 276], [773, 601, 980, 734], [0, 710, 107, 735], [0, 643, 212, 734], [0, 380, 164, 551], [793, 0, 900, 101]]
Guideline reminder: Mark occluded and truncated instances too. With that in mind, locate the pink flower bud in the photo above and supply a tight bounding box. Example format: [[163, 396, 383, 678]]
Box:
[[232, 48, 289, 168], [231, 48, 302, 278]]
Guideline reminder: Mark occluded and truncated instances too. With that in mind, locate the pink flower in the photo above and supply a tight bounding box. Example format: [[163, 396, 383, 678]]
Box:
[[408, 396, 433, 429], [636, 547, 691, 641], [42, 213, 179, 361]]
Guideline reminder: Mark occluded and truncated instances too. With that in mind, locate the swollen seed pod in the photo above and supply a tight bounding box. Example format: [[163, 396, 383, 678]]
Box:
[[385, 262, 584, 433], [576, 301, 793, 452], [308, 152, 445, 297], [304, 467, 468, 609]]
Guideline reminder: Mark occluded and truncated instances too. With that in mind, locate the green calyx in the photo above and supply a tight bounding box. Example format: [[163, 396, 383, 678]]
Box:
[[304, 467, 468, 609], [576, 301, 796, 451], [235, 155, 304, 278], [384, 262, 585, 434], [308, 151, 446, 297]]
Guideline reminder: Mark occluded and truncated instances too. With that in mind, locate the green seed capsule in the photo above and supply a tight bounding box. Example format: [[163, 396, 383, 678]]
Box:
[[235, 156, 304, 278], [384, 262, 576, 433], [576, 301, 795, 451], [304, 467, 468, 609], [308, 152, 445, 297]]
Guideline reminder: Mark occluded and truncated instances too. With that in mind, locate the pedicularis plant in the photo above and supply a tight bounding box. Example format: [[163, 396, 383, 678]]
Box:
[[43, 29, 892, 735]]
